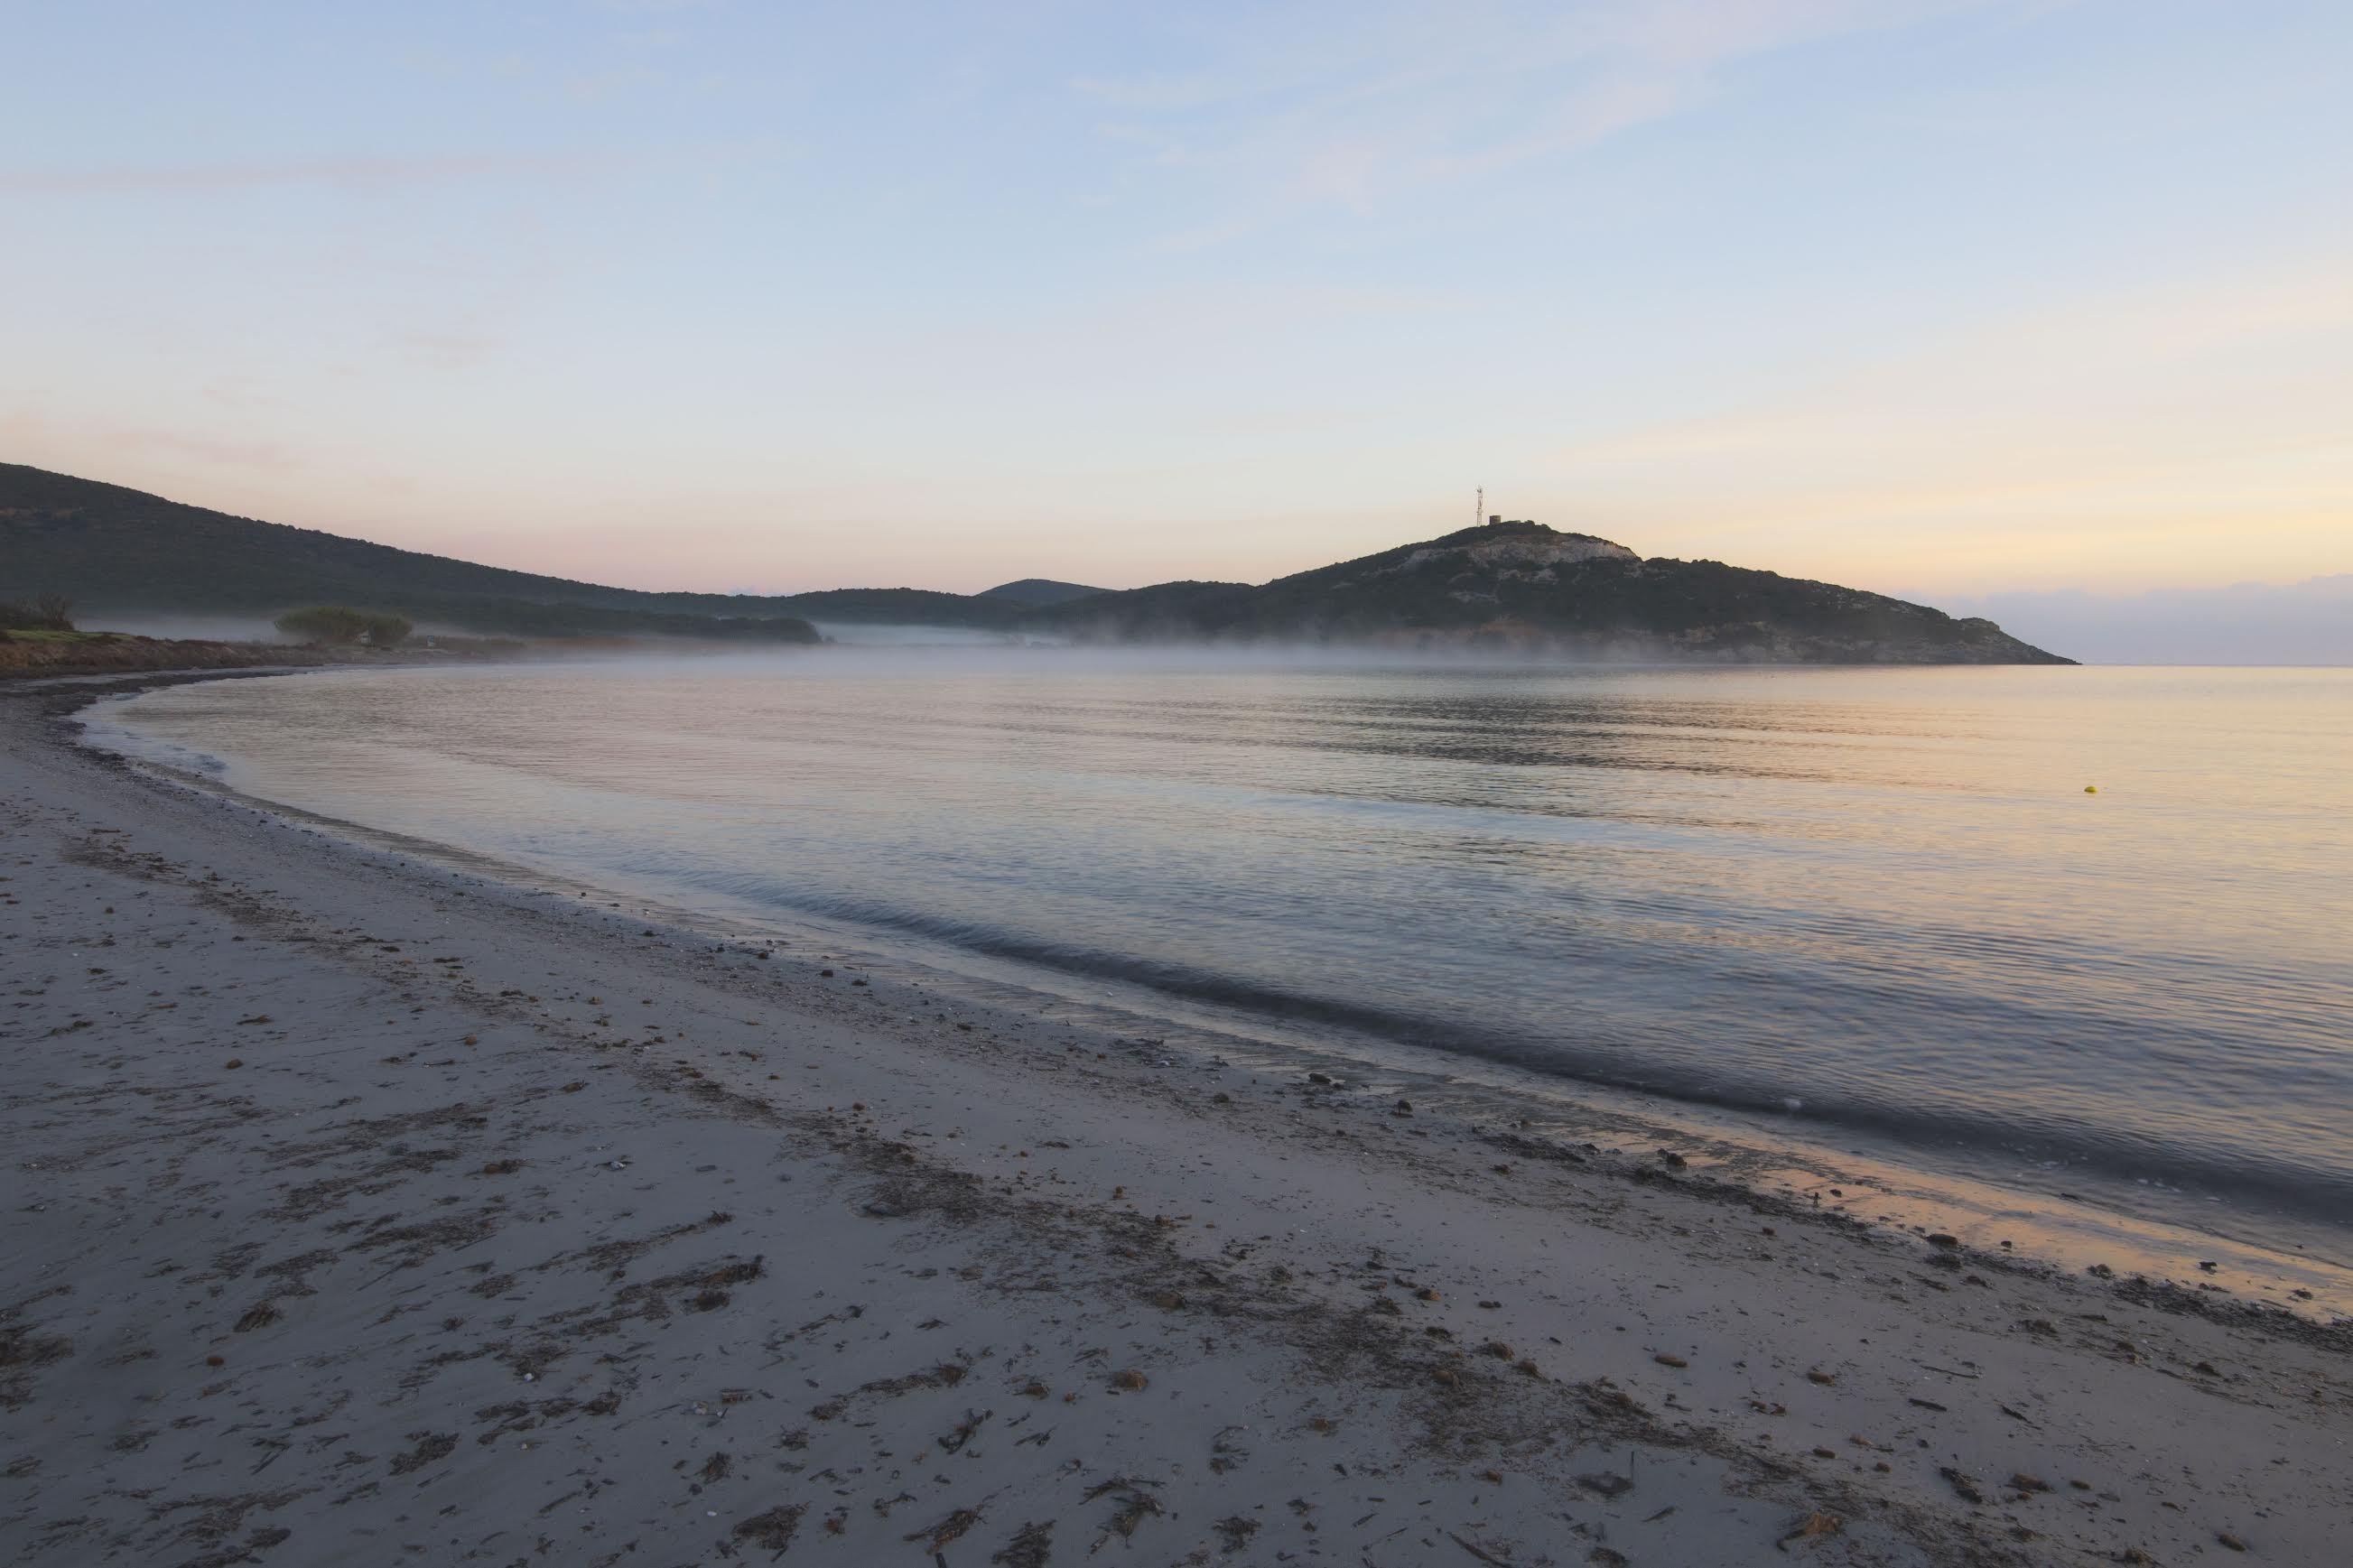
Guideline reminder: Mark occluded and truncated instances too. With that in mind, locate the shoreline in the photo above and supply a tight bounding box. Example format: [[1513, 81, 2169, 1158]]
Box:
[[76, 667, 2353, 1324], [5, 668, 2349, 1564]]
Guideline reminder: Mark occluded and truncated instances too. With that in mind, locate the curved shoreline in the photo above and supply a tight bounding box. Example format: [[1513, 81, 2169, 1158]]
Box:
[[68, 665, 2353, 1322], [5, 664, 2349, 1566]]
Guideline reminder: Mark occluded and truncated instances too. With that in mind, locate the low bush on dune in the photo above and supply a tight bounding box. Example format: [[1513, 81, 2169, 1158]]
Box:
[[274, 605, 413, 647]]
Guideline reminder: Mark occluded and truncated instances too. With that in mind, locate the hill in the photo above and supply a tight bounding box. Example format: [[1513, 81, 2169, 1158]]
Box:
[[1028, 519, 2070, 663], [975, 578, 1111, 608], [1, 466, 2068, 662], [0, 465, 832, 642]]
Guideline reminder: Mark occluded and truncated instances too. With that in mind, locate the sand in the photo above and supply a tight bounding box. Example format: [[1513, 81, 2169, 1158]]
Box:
[[3, 673, 2348, 1567]]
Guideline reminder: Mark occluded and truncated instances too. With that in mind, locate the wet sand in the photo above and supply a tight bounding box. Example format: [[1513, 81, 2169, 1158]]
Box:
[[4, 674, 2348, 1566]]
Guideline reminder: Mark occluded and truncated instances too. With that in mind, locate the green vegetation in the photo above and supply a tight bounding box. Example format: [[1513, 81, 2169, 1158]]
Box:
[[275, 606, 413, 646], [0, 592, 75, 633]]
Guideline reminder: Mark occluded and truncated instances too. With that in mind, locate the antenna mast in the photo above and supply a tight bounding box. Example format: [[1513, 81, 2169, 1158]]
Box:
[[1475, 486, 1483, 529]]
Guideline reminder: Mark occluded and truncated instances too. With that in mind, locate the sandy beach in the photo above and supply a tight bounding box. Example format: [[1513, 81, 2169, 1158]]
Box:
[[4, 673, 2348, 1568]]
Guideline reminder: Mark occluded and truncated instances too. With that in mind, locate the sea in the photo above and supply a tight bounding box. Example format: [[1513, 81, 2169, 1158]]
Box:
[[88, 654, 2353, 1294]]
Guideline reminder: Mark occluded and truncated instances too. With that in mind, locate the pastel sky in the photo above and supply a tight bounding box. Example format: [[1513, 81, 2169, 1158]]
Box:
[[5, 0, 2348, 607]]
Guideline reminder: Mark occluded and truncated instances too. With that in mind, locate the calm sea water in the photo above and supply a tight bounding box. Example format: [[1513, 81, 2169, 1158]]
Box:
[[97, 656, 2353, 1251]]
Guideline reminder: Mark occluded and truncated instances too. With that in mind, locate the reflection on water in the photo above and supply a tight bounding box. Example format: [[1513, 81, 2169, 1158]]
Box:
[[99, 655, 2353, 1250]]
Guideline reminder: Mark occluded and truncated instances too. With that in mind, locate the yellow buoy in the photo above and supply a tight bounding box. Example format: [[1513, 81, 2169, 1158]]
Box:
[[2084, 785, 2097, 793]]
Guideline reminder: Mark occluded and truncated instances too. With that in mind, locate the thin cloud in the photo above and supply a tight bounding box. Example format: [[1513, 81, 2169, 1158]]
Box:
[[0, 410, 303, 473], [0, 151, 623, 197], [1081, 0, 2011, 237], [387, 329, 507, 373]]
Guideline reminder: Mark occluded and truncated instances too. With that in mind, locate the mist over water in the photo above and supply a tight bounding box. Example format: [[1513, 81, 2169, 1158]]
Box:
[[96, 653, 2353, 1253]]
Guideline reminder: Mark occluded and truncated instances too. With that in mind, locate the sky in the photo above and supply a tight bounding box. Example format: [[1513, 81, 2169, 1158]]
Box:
[[4, 1, 2348, 644]]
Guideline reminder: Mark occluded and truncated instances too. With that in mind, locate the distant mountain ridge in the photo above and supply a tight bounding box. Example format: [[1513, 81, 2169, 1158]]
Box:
[[0, 464, 2068, 662]]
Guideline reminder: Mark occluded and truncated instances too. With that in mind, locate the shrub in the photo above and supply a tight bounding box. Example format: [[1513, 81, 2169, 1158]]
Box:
[[274, 606, 413, 646], [0, 593, 75, 632]]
